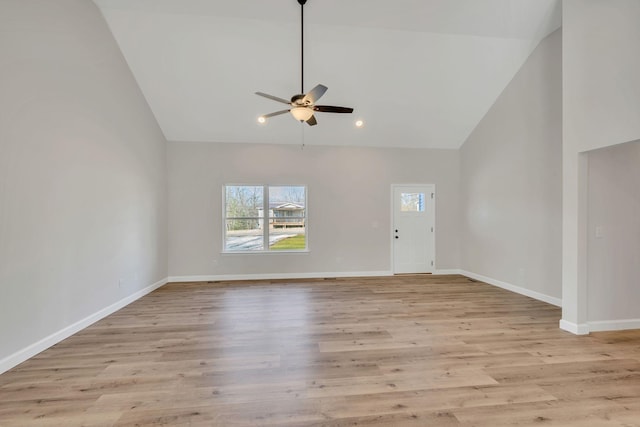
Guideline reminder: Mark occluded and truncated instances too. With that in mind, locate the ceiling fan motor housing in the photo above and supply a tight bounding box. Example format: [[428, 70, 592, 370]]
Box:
[[291, 94, 308, 106]]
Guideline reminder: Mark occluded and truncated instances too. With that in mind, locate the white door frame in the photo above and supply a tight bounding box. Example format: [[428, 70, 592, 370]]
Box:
[[391, 184, 436, 274]]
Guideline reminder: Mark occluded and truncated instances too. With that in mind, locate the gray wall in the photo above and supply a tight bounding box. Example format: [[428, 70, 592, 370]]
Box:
[[460, 30, 562, 301], [587, 140, 640, 325], [168, 142, 460, 278], [563, 0, 640, 153], [0, 0, 168, 366], [561, 0, 640, 332]]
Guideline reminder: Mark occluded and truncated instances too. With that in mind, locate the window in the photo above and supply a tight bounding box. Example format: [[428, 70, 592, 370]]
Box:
[[224, 185, 307, 252], [400, 192, 425, 212]]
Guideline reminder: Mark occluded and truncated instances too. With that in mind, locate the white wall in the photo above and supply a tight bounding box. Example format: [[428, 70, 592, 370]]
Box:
[[0, 0, 168, 371], [563, 0, 640, 153], [561, 0, 640, 333], [168, 142, 459, 279], [460, 30, 562, 304], [587, 140, 640, 327]]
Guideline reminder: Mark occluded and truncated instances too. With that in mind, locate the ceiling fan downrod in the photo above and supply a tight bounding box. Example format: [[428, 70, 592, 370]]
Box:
[[254, 0, 354, 127], [298, 0, 307, 94]]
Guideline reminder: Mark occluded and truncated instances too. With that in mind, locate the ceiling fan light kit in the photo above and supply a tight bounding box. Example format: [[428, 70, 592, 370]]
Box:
[[291, 107, 314, 122], [255, 0, 354, 126]]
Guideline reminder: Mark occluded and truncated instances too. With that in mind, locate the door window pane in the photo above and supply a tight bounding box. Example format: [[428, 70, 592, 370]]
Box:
[[400, 193, 425, 212]]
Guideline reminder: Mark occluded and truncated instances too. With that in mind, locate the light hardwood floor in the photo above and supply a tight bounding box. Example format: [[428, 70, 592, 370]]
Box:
[[2, 275, 640, 426]]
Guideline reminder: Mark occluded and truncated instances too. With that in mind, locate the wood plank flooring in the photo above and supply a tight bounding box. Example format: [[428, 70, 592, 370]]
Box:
[[2, 274, 640, 426]]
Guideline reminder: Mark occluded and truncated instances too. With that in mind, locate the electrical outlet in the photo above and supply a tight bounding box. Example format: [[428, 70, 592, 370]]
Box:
[[595, 226, 604, 239]]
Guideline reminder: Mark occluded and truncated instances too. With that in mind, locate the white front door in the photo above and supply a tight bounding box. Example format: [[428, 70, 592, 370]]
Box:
[[392, 185, 435, 274]]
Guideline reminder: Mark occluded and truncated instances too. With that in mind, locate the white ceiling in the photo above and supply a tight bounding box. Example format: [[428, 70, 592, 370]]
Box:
[[93, 0, 561, 149]]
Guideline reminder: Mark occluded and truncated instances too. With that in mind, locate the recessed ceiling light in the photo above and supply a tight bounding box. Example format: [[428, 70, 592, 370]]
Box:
[[355, 120, 364, 128], [258, 116, 266, 124]]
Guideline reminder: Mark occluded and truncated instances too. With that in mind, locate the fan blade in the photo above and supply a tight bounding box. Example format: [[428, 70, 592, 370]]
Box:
[[302, 84, 328, 104], [255, 92, 291, 105], [262, 110, 290, 118], [306, 115, 317, 126], [314, 105, 354, 114]]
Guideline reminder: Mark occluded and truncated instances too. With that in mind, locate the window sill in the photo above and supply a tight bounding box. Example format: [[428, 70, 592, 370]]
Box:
[[221, 250, 310, 255]]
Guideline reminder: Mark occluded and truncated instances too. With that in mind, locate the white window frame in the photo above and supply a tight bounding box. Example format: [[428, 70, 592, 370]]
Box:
[[222, 184, 308, 253]]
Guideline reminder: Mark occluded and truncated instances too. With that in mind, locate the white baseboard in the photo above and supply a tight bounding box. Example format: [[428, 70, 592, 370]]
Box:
[[460, 270, 562, 307], [587, 319, 640, 332], [168, 271, 393, 283], [0, 277, 168, 375], [433, 269, 462, 275], [169, 270, 467, 283], [559, 319, 590, 335], [559, 318, 640, 335]]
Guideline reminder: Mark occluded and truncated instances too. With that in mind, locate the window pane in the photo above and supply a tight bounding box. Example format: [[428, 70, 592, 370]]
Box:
[[225, 186, 263, 218], [269, 229, 306, 251], [268, 186, 306, 250], [225, 219, 263, 251], [400, 193, 425, 212], [269, 186, 305, 208]]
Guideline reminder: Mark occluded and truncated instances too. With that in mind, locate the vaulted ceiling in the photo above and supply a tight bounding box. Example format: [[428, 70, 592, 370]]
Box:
[[93, 0, 561, 149]]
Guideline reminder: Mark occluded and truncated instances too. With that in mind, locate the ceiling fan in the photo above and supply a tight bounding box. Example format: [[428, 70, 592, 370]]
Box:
[[256, 0, 354, 126]]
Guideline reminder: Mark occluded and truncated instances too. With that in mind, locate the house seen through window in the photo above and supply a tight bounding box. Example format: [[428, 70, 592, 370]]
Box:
[[224, 185, 306, 252]]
